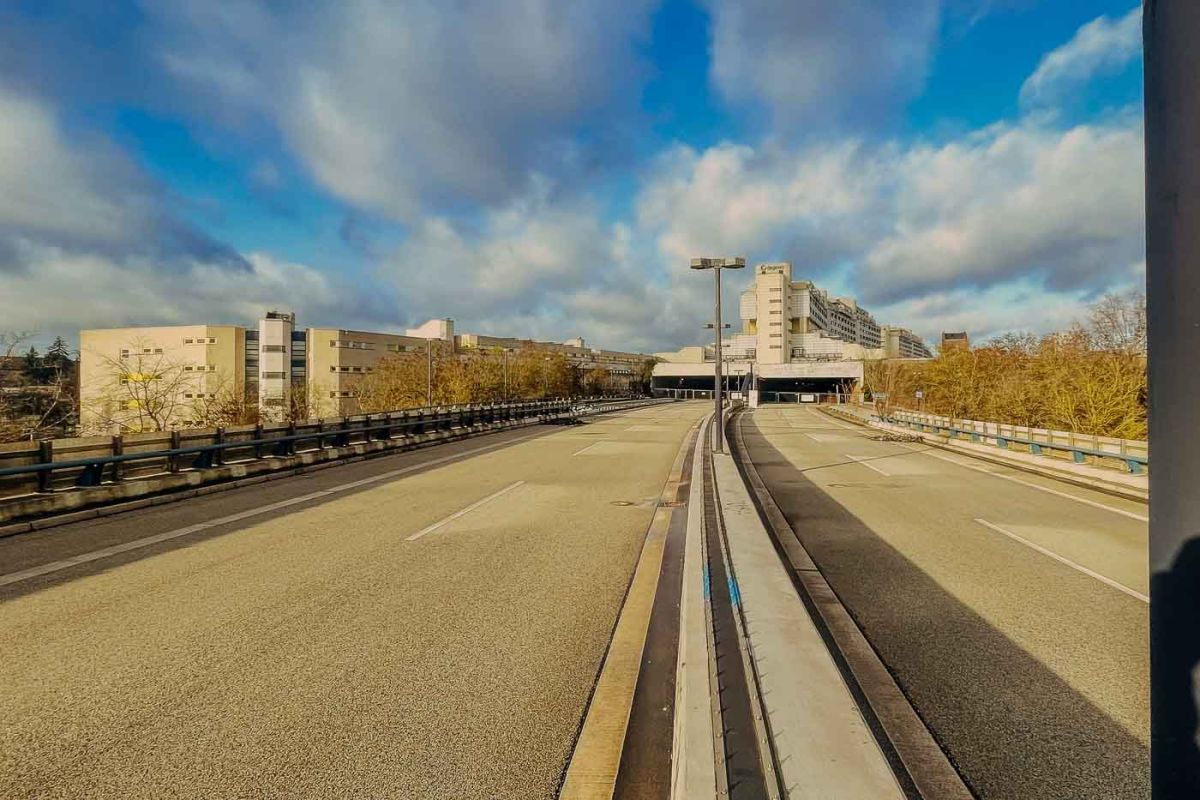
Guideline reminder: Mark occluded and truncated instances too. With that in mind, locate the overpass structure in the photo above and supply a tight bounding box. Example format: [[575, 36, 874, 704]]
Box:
[[0, 392, 1147, 799]]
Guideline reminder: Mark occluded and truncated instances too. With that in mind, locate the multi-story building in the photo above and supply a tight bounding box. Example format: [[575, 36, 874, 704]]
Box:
[[79, 313, 650, 431], [653, 262, 931, 400], [307, 326, 444, 416], [455, 333, 650, 388], [940, 331, 970, 352], [79, 325, 249, 431], [882, 326, 934, 359]]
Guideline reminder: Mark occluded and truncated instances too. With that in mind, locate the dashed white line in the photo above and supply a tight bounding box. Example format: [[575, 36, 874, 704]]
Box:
[[845, 454, 891, 477], [0, 431, 545, 588], [406, 481, 526, 541], [974, 518, 1148, 603], [572, 441, 605, 456]]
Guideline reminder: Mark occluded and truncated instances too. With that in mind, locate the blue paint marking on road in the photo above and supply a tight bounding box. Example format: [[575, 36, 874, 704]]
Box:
[[728, 574, 742, 608], [703, 566, 712, 601]]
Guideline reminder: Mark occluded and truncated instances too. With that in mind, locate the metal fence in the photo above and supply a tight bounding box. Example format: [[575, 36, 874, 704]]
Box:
[[881, 409, 1149, 474], [0, 396, 656, 501]]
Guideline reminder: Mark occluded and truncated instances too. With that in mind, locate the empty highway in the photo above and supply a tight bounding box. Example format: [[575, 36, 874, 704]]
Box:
[[0, 402, 707, 798], [738, 405, 1149, 800]]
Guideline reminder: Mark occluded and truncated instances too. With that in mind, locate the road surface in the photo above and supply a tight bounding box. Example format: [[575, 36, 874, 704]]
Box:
[[0, 402, 708, 799], [739, 405, 1149, 800]]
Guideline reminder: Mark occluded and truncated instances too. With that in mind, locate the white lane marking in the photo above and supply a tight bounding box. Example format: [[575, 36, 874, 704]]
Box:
[[906, 446, 1148, 522], [405, 481, 525, 541], [572, 441, 605, 456], [0, 432, 546, 588], [845, 454, 891, 477], [974, 518, 1148, 603]]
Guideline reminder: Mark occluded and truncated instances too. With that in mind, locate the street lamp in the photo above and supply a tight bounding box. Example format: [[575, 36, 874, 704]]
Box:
[[691, 256, 746, 452]]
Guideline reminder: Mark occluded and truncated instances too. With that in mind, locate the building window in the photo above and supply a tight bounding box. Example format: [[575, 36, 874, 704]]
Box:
[[183, 338, 194, 344], [262, 371, 287, 380], [262, 344, 287, 353]]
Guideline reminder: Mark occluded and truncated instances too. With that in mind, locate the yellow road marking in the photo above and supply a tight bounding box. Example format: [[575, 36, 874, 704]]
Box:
[[559, 419, 699, 800]]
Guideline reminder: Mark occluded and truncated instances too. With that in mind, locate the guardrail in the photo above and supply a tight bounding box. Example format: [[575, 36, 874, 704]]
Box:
[[0, 396, 658, 503], [879, 409, 1148, 474]]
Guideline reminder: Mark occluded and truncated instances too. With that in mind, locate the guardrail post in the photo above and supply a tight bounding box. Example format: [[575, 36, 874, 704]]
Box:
[[168, 430, 181, 473], [254, 424, 264, 459], [213, 428, 225, 466], [316, 419, 326, 449], [36, 440, 53, 493], [110, 435, 123, 482]]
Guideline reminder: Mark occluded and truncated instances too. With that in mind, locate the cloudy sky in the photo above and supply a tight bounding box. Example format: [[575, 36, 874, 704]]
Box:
[[0, 0, 1144, 352]]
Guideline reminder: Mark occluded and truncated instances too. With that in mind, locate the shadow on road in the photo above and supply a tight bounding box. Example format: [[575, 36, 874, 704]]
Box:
[[742, 417, 1149, 800]]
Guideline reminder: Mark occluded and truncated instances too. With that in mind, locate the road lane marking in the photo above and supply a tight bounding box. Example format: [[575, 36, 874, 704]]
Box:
[[845, 454, 891, 476], [573, 441, 605, 456], [405, 481, 525, 541], [0, 431, 547, 588], [973, 518, 1148, 603], [908, 447, 1148, 522]]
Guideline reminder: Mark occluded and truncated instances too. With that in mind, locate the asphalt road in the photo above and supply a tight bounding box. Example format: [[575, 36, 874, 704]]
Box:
[[0, 401, 709, 799], [740, 405, 1149, 800]]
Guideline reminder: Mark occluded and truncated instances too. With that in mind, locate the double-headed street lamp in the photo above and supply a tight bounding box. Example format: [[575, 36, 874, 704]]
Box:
[[690, 256, 746, 452]]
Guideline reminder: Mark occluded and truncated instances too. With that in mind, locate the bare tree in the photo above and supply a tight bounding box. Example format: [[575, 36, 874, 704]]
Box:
[[1086, 290, 1147, 355], [84, 339, 193, 433]]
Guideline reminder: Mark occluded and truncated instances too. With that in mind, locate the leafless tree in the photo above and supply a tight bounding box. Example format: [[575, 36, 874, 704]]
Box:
[[1086, 290, 1146, 355], [84, 339, 193, 433]]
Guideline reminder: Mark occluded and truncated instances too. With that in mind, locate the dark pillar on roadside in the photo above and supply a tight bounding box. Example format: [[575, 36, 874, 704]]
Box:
[[1146, 2, 1200, 796]]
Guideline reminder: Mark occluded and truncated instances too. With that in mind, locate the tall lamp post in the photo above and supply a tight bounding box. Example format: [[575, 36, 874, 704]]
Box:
[[691, 256, 746, 452]]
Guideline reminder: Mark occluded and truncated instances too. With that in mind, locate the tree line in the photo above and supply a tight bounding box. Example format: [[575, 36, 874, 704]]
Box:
[[0, 333, 77, 441], [864, 291, 1147, 440]]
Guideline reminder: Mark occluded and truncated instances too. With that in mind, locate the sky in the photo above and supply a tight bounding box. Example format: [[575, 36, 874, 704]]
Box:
[[0, 0, 1145, 353]]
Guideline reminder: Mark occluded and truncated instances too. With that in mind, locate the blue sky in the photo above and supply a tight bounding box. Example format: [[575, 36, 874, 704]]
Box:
[[0, 0, 1145, 352]]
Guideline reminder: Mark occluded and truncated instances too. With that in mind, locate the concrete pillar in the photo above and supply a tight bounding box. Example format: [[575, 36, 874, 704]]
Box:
[[1145, 2, 1200, 795]]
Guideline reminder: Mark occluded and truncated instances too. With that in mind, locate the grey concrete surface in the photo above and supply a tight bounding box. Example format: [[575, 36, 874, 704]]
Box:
[[741, 406, 1149, 800], [0, 402, 709, 799], [712, 448, 904, 799]]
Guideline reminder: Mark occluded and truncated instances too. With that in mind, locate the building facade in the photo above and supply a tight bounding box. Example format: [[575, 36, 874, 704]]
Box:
[[940, 331, 970, 352], [653, 262, 931, 399], [79, 313, 650, 432]]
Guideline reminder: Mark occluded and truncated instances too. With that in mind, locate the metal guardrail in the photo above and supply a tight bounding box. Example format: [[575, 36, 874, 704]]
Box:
[[879, 409, 1149, 474], [0, 396, 656, 500]]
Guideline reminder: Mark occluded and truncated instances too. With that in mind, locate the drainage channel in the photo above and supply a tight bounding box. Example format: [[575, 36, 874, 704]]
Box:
[[701, 439, 784, 800]]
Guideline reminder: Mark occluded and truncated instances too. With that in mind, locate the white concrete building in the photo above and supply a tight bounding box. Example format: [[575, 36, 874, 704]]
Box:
[[653, 262, 931, 401]]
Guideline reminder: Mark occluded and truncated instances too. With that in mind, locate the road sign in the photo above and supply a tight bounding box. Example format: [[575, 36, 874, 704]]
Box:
[[915, 390, 924, 399]]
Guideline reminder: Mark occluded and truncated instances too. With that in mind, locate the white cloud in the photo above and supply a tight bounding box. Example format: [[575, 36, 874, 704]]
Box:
[[148, 0, 656, 220], [860, 115, 1144, 303], [0, 86, 385, 341], [1019, 6, 1141, 109], [629, 112, 1143, 343], [704, 0, 941, 128]]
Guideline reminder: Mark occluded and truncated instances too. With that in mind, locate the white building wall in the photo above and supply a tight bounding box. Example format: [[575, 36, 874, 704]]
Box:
[[258, 312, 294, 414]]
